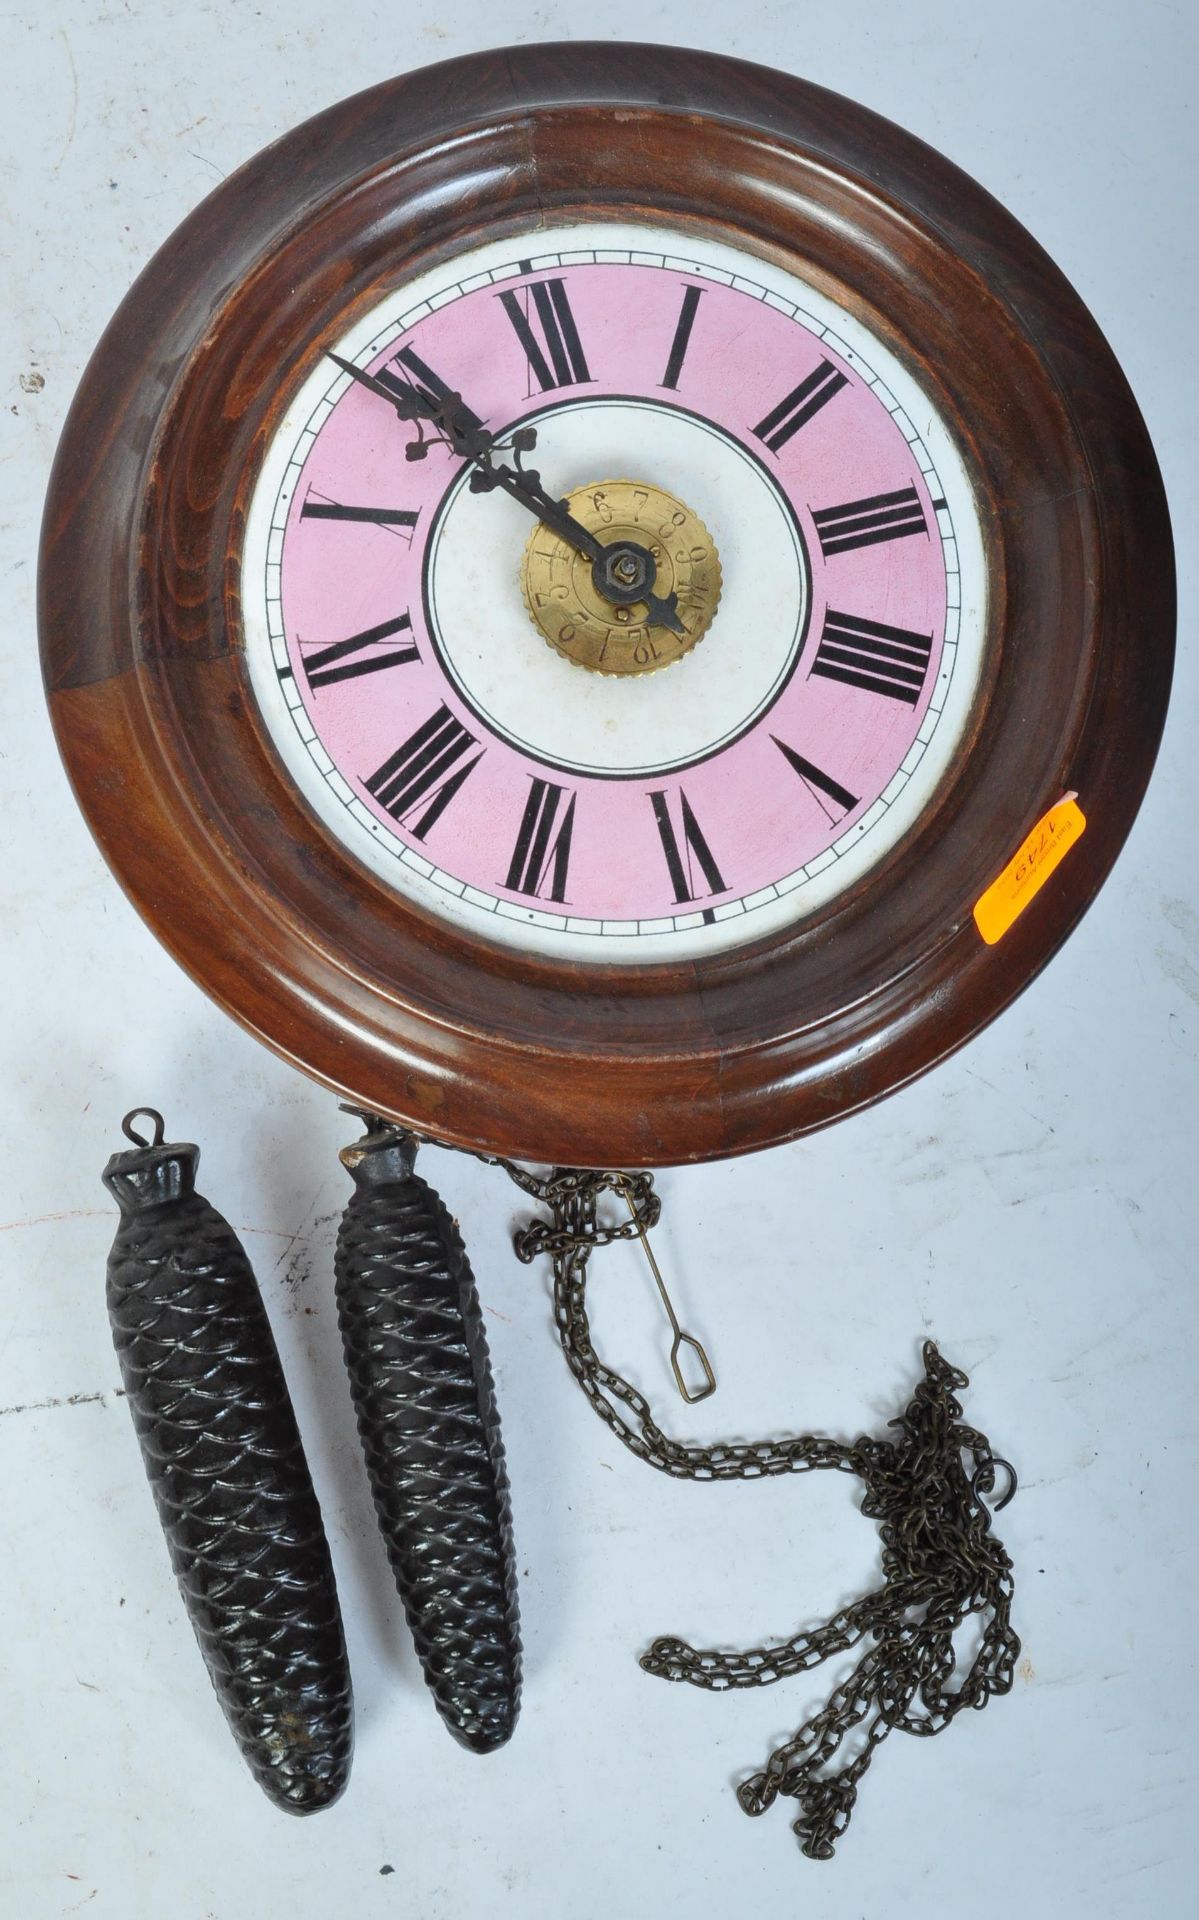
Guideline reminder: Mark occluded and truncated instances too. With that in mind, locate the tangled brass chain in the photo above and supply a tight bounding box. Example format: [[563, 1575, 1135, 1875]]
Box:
[[425, 1144, 1020, 1861]]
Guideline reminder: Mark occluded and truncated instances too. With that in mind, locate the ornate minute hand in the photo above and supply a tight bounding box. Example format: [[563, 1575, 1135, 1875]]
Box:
[[327, 352, 684, 635]]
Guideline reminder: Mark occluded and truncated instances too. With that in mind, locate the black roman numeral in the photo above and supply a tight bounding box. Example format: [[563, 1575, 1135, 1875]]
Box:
[[661, 285, 703, 390], [504, 779, 576, 902], [287, 612, 419, 690], [752, 358, 848, 452], [649, 789, 728, 904], [499, 277, 591, 391], [374, 347, 484, 432], [365, 704, 483, 837], [771, 737, 860, 818], [300, 492, 419, 540], [812, 485, 927, 557], [811, 610, 933, 706]]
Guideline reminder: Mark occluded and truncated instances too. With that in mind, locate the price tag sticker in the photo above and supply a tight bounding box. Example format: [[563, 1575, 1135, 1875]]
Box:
[[973, 795, 1086, 946]]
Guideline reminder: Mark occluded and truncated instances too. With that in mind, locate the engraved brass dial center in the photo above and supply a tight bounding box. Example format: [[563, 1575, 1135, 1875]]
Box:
[[520, 479, 722, 676]]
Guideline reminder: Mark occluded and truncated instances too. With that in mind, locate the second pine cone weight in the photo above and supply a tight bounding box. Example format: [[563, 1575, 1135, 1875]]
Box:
[[334, 1119, 521, 1752]]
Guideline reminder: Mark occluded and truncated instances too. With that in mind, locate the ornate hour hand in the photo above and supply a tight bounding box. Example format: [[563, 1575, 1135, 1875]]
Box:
[[326, 351, 685, 635]]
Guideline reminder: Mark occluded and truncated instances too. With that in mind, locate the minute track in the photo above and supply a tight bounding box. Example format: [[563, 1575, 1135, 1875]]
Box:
[[251, 227, 976, 963]]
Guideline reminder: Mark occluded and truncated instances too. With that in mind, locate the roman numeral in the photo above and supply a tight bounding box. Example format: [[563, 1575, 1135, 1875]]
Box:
[[771, 737, 860, 818], [661, 285, 703, 390], [499, 278, 591, 391], [649, 789, 727, 904], [365, 704, 483, 838], [300, 492, 419, 540], [289, 612, 419, 690], [504, 779, 576, 902], [752, 358, 848, 452], [374, 347, 484, 432], [811, 609, 933, 705], [812, 485, 927, 557]]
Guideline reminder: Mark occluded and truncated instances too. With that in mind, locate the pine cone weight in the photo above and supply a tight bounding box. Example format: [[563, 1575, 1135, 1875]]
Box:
[[103, 1112, 352, 1813], [335, 1121, 521, 1752]]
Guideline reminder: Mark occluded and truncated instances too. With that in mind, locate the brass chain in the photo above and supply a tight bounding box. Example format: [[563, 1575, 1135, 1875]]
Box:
[[420, 1140, 1020, 1862]]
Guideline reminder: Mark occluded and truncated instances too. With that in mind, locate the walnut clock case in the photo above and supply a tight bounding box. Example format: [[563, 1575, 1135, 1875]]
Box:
[[40, 43, 1172, 1850]]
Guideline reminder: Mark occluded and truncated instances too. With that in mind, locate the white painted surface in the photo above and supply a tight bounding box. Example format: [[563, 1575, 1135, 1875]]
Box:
[[242, 220, 984, 959], [1, 5, 1195, 1917]]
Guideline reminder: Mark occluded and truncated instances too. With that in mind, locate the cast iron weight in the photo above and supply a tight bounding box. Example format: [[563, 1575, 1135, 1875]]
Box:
[[102, 1110, 353, 1813], [334, 1113, 521, 1752]]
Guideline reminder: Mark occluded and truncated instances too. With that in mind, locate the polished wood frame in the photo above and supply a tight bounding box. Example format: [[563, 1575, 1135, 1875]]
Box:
[[39, 44, 1174, 1166]]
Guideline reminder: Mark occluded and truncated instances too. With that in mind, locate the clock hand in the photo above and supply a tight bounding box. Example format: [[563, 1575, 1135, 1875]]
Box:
[[467, 455, 687, 638], [327, 351, 428, 421], [327, 350, 593, 530], [326, 352, 685, 635]]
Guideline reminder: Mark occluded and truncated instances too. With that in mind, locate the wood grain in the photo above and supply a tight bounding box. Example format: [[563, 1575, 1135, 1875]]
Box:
[[38, 44, 1174, 1166]]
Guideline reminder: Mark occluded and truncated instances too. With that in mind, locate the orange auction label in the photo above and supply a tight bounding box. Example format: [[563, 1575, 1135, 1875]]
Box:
[[973, 796, 1086, 946]]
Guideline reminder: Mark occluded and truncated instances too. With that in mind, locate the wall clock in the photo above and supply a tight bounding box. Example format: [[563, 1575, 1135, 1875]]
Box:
[[40, 42, 1173, 1859]]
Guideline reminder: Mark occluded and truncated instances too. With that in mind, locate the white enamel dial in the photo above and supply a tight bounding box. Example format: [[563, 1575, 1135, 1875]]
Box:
[[242, 222, 987, 962]]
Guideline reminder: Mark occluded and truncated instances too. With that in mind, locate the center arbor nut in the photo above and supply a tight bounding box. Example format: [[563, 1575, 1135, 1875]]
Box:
[[520, 479, 722, 676]]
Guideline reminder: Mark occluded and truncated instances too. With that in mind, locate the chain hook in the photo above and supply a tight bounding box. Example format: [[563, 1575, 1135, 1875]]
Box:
[[971, 1454, 1018, 1514], [617, 1175, 717, 1404]]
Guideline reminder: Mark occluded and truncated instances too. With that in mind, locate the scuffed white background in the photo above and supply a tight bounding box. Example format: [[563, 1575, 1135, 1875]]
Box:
[[1, 4, 1196, 1916]]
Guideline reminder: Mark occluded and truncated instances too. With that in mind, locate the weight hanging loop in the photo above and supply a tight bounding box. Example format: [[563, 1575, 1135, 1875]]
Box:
[[120, 1106, 165, 1148]]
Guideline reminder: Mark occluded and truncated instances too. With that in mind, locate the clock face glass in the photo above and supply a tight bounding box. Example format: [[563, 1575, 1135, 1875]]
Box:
[[242, 221, 986, 961]]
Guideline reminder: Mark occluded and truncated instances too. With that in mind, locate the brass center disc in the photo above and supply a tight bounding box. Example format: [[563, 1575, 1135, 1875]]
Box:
[[520, 479, 722, 676]]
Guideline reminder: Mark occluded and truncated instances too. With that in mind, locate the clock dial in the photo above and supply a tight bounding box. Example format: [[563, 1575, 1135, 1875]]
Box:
[[243, 224, 985, 960], [45, 48, 1170, 1163]]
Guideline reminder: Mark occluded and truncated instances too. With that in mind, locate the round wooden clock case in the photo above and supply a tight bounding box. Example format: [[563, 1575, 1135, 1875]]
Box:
[[39, 44, 1174, 1168]]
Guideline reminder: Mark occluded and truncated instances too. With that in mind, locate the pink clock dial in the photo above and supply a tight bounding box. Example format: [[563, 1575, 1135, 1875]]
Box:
[[244, 222, 985, 961]]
